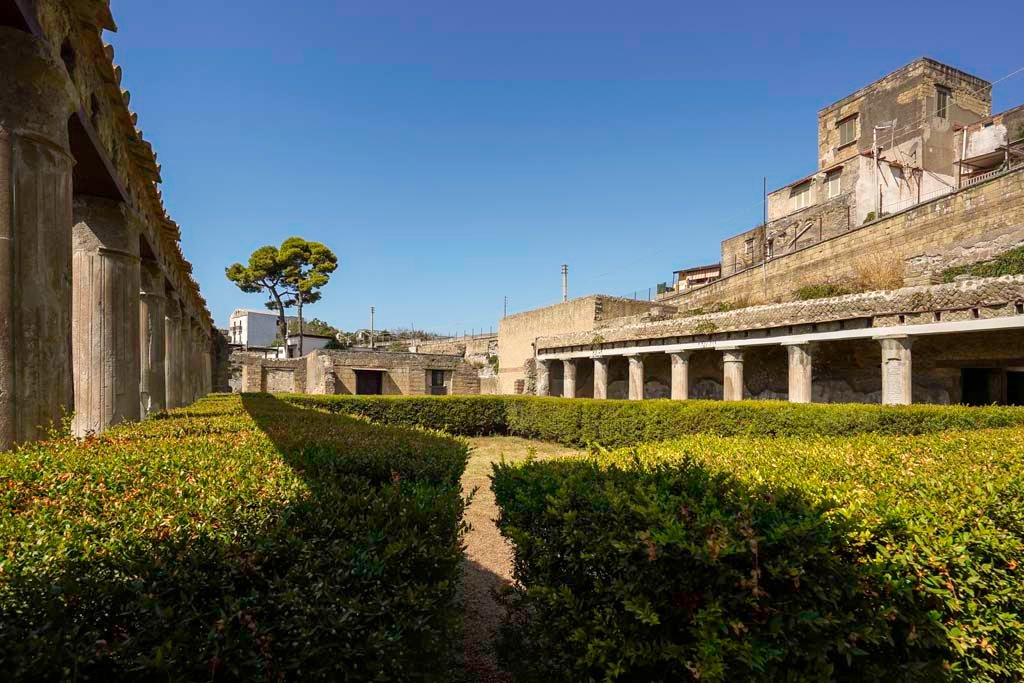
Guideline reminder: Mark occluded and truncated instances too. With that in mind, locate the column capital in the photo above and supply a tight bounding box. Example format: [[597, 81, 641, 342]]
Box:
[[668, 350, 693, 360], [721, 348, 744, 362], [73, 196, 140, 255], [0, 27, 77, 144], [140, 260, 166, 296]]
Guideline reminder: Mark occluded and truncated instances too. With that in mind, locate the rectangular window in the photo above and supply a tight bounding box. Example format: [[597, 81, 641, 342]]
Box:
[[791, 181, 812, 210], [837, 115, 857, 147], [744, 238, 754, 260], [827, 169, 842, 198], [766, 238, 774, 260], [431, 370, 446, 387], [936, 86, 950, 119]]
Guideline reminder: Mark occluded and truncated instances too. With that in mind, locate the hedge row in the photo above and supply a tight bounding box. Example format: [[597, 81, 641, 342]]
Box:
[[283, 394, 1024, 447], [492, 430, 1024, 681], [0, 393, 468, 681]]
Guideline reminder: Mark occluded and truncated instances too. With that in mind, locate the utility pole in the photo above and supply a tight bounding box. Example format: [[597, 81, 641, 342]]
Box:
[[873, 120, 897, 217], [561, 264, 568, 303], [503, 295, 508, 319], [370, 306, 375, 349]]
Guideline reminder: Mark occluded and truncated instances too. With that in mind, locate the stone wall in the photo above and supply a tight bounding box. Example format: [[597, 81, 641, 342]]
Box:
[[545, 275, 1024, 349], [660, 167, 1024, 310], [237, 350, 480, 396], [497, 296, 672, 395]]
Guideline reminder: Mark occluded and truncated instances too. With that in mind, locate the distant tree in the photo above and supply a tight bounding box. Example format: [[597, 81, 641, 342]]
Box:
[[225, 245, 295, 356], [287, 317, 339, 338], [280, 238, 338, 356]]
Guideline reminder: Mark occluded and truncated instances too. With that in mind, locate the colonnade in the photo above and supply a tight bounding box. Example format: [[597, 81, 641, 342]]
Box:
[[537, 336, 914, 405], [0, 26, 214, 449]]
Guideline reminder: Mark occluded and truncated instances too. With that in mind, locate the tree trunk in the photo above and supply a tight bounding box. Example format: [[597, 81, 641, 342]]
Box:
[[270, 290, 289, 358], [297, 299, 304, 356]]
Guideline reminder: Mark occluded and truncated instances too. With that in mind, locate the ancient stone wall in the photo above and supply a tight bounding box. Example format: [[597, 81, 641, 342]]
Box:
[[497, 296, 671, 395], [547, 275, 1024, 348], [659, 168, 1024, 310]]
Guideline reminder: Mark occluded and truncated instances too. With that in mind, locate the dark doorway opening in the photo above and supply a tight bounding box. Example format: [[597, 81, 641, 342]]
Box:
[[355, 370, 384, 395], [1008, 372, 1024, 406], [961, 368, 992, 406]]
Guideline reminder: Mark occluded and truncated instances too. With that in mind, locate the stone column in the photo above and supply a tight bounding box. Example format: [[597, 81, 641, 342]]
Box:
[[879, 336, 913, 405], [562, 359, 577, 399], [669, 351, 691, 401], [536, 359, 551, 396], [0, 28, 76, 449], [164, 297, 181, 409], [179, 314, 192, 406], [593, 357, 609, 399], [785, 343, 813, 404], [627, 354, 644, 400], [71, 197, 142, 436], [139, 262, 166, 417], [722, 349, 745, 401]]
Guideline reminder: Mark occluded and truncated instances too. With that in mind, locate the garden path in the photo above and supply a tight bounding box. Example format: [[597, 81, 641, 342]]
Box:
[[460, 437, 581, 682]]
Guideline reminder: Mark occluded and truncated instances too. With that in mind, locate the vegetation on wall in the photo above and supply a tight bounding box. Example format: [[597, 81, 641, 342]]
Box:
[[794, 282, 852, 300], [941, 244, 1024, 282]]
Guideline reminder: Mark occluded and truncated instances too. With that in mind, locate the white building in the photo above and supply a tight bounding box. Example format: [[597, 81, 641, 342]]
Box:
[[277, 333, 335, 359], [227, 309, 280, 348]]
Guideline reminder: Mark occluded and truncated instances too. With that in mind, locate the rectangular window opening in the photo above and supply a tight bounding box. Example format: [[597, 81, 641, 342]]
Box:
[[826, 169, 842, 198], [937, 87, 950, 119], [791, 181, 812, 210], [837, 115, 858, 147]]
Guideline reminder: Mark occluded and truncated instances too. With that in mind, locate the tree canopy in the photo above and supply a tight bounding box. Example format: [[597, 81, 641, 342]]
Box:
[[226, 238, 338, 357]]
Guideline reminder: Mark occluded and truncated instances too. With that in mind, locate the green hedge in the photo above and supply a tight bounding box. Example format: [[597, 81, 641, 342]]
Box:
[[0, 393, 467, 681], [283, 394, 1024, 448], [492, 430, 1024, 681]]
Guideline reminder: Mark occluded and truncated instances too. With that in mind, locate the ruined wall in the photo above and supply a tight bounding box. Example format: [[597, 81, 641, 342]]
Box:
[[301, 349, 479, 396], [660, 168, 1024, 309], [497, 296, 669, 394], [721, 226, 765, 277]]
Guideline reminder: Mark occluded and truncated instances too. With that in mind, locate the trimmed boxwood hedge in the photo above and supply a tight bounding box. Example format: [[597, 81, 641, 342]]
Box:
[[283, 394, 1024, 446], [491, 430, 1024, 681], [0, 393, 468, 681]]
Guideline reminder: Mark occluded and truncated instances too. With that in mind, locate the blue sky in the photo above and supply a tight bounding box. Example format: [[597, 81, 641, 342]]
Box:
[[108, 0, 1024, 335]]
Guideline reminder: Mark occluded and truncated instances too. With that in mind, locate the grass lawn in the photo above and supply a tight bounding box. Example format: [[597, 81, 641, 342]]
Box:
[[460, 437, 582, 682]]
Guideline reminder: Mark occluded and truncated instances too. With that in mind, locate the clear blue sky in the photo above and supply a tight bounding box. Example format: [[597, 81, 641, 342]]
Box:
[[108, 0, 1024, 335]]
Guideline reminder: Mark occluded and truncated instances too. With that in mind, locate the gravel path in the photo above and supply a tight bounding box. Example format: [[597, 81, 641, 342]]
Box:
[[460, 437, 581, 682]]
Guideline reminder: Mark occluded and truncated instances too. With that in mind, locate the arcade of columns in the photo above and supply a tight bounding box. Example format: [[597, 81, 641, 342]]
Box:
[[0, 4, 215, 451], [538, 337, 914, 404]]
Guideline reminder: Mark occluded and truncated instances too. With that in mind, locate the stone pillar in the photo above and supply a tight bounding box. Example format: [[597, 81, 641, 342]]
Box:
[[164, 298, 181, 409], [139, 262, 166, 417], [593, 357, 609, 399], [627, 354, 644, 400], [879, 336, 913, 405], [669, 351, 691, 401], [562, 359, 577, 399], [71, 197, 142, 436], [722, 349, 744, 401], [536, 359, 551, 396], [0, 28, 76, 449], [179, 314, 192, 406], [785, 343, 813, 404]]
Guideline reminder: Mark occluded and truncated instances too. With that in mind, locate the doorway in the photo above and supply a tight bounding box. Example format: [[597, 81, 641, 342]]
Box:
[[961, 368, 993, 406], [355, 370, 384, 395]]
